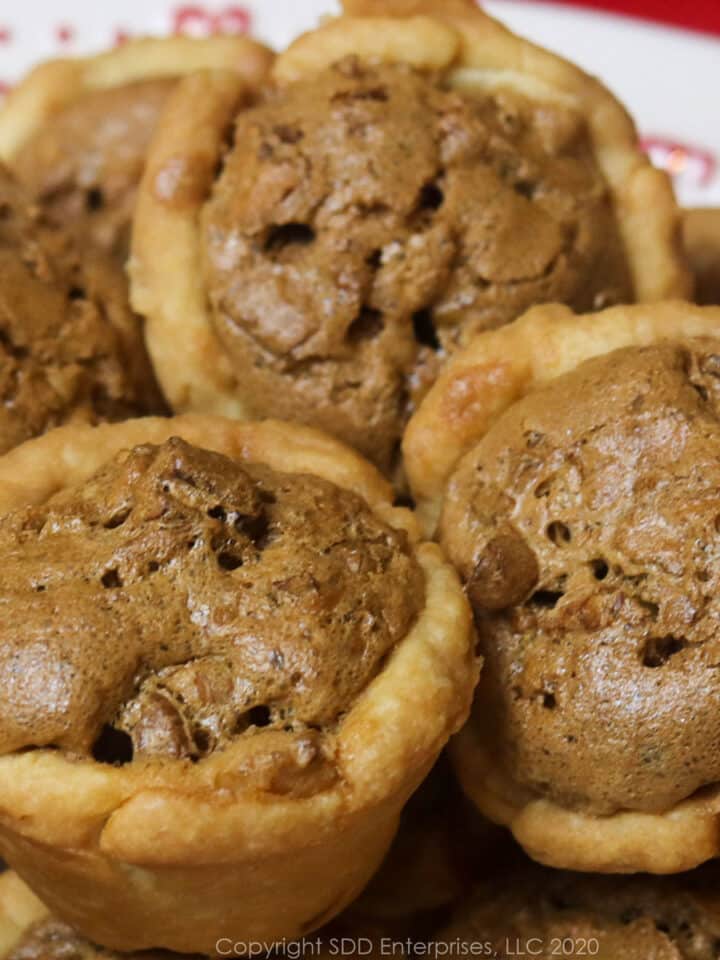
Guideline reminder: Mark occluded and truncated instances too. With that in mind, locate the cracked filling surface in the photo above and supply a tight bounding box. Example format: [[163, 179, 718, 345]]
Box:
[[14, 78, 176, 260], [439, 865, 720, 959], [0, 437, 423, 790], [0, 164, 163, 455], [441, 341, 720, 815], [202, 58, 632, 470]]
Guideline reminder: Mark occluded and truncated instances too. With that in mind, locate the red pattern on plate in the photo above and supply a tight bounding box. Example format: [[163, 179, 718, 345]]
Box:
[[0, 3, 715, 197], [514, 0, 720, 36], [172, 4, 252, 36], [642, 136, 717, 188], [55, 23, 76, 45]]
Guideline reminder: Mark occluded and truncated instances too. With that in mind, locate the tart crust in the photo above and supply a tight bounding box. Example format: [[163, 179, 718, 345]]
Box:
[[0, 873, 48, 959], [451, 708, 720, 874], [0, 415, 475, 951], [0, 35, 273, 164], [129, 0, 690, 435], [414, 301, 720, 872]]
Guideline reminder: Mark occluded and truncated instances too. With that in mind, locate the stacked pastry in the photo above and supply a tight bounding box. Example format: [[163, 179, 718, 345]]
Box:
[[0, 0, 719, 957]]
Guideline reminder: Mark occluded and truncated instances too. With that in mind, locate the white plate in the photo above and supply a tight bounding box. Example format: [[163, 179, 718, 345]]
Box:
[[0, 0, 718, 206]]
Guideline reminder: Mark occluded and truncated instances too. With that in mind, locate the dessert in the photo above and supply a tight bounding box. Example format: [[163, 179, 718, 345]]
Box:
[[1, 0, 716, 942], [684, 208, 720, 306], [0, 163, 163, 455], [405, 300, 720, 530], [438, 860, 720, 958], [10, 856, 720, 960], [0, 36, 273, 261], [0, 415, 475, 951], [130, 0, 689, 473], [424, 301, 720, 872]]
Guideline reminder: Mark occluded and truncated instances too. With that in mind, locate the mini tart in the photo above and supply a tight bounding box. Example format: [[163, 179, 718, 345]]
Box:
[[430, 301, 720, 873], [0, 163, 164, 455], [0, 36, 273, 260], [0, 415, 475, 952], [684, 208, 720, 306], [438, 860, 720, 958], [129, 0, 689, 474], [405, 301, 720, 532]]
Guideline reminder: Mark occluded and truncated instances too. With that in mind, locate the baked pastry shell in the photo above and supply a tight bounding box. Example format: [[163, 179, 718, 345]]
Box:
[[684, 207, 720, 306], [451, 704, 720, 874], [0, 873, 48, 958], [0, 34, 274, 164], [129, 0, 691, 428], [0, 415, 476, 951], [418, 301, 720, 872]]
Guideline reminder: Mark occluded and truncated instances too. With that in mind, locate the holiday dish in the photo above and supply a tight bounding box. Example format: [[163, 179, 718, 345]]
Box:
[[0, 414, 474, 950], [0, 0, 718, 950], [432, 301, 720, 871], [129, 0, 688, 474]]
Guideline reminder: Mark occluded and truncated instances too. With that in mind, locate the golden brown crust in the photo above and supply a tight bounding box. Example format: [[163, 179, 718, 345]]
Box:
[[0, 38, 273, 262], [0, 873, 48, 958], [0, 36, 274, 164], [450, 714, 720, 874], [0, 416, 476, 951], [130, 0, 689, 463], [0, 414, 396, 520], [405, 301, 720, 531], [684, 208, 720, 306], [129, 72, 253, 417], [272, 15, 461, 83]]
